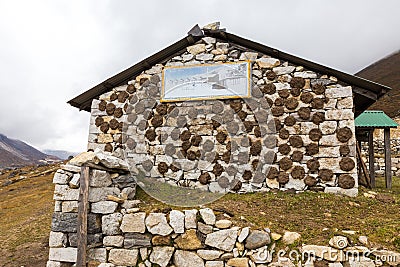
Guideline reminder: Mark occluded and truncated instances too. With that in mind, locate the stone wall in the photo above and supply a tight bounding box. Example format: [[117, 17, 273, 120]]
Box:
[[86, 35, 358, 196], [47, 159, 399, 267]]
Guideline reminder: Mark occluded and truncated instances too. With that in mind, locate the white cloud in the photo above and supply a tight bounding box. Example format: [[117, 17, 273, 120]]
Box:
[[0, 0, 399, 152]]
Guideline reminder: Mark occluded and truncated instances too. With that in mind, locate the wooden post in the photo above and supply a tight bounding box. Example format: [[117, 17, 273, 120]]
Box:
[[77, 165, 90, 267], [368, 129, 375, 188], [384, 128, 392, 189]]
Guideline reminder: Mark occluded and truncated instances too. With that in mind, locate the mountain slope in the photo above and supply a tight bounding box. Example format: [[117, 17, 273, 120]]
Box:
[[356, 50, 400, 117], [43, 149, 78, 160], [0, 134, 53, 168]]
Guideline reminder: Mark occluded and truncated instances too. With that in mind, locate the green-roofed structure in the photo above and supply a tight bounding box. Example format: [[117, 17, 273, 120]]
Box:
[[355, 111, 398, 188]]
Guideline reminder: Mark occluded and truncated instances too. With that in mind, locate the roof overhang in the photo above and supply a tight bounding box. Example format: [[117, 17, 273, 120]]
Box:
[[68, 25, 391, 115]]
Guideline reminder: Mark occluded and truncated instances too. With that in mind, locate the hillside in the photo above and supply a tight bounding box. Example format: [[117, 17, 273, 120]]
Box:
[[0, 133, 58, 169], [43, 149, 78, 160], [356, 50, 400, 117]]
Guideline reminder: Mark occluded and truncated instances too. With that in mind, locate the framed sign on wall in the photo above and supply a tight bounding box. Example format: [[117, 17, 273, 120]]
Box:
[[161, 61, 251, 102]]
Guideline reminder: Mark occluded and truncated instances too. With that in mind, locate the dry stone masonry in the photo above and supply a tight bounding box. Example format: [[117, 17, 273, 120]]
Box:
[[47, 155, 399, 266], [87, 35, 358, 196]]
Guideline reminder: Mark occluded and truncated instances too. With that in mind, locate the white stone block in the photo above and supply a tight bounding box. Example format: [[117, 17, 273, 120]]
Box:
[[184, 209, 198, 229], [103, 235, 124, 247], [61, 201, 78, 213], [294, 71, 317, 78], [53, 185, 79, 201], [326, 86, 353, 98], [48, 247, 77, 263], [169, 210, 185, 234], [109, 248, 139, 266], [337, 97, 353, 109], [324, 187, 358, 197], [326, 109, 354, 120], [53, 171, 70, 185], [320, 121, 337, 135], [48, 231, 67, 248], [319, 135, 338, 146], [91, 201, 118, 214]]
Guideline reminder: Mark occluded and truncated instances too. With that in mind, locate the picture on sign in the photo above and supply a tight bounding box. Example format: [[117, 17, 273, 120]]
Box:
[[161, 61, 251, 102]]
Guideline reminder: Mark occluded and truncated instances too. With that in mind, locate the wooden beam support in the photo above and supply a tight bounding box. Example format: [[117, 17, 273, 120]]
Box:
[[76, 165, 90, 267], [368, 129, 375, 188], [384, 128, 392, 189]]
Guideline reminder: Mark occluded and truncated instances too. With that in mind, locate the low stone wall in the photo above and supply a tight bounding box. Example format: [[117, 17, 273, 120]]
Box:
[[360, 141, 400, 177], [47, 155, 399, 267]]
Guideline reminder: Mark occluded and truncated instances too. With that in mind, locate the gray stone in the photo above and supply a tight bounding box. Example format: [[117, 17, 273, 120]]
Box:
[[145, 213, 173, 236], [120, 212, 146, 233], [68, 173, 80, 188], [109, 248, 139, 266], [198, 222, 213, 234], [91, 201, 118, 214], [174, 250, 205, 267], [205, 229, 238, 252], [103, 235, 124, 247], [88, 187, 120, 202], [90, 170, 112, 187], [199, 208, 216, 225], [169, 210, 185, 234], [102, 213, 123, 235], [51, 212, 77, 232], [112, 174, 136, 188], [245, 230, 271, 249], [150, 246, 175, 267], [124, 233, 151, 248], [88, 248, 107, 262], [196, 53, 214, 61], [94, 151, 129, 171], [48, 247, 77, 263]]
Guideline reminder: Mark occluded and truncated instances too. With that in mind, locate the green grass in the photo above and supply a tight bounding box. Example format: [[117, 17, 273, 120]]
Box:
[[137, 176, 400, 251]]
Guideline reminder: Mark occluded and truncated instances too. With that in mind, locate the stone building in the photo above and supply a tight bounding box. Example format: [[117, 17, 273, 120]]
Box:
[[68, 23, 389, 197], [46, 23, 394, 267]]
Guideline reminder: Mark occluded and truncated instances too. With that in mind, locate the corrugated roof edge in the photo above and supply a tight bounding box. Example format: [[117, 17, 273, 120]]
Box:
[[355, 110, 398, 128], [68, 26, 391, 112]]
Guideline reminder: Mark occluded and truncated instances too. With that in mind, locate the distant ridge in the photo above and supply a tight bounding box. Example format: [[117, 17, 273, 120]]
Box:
[[43, 149, 78, 160], [0, 133, 58, 169], [356, 50, 400, 117]]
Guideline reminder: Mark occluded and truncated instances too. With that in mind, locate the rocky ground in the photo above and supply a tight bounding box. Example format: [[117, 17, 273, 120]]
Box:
[[0, 163, 399, 266]]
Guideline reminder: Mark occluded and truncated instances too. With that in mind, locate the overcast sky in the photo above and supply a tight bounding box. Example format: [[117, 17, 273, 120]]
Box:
[[0, 0, 399, 152]]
